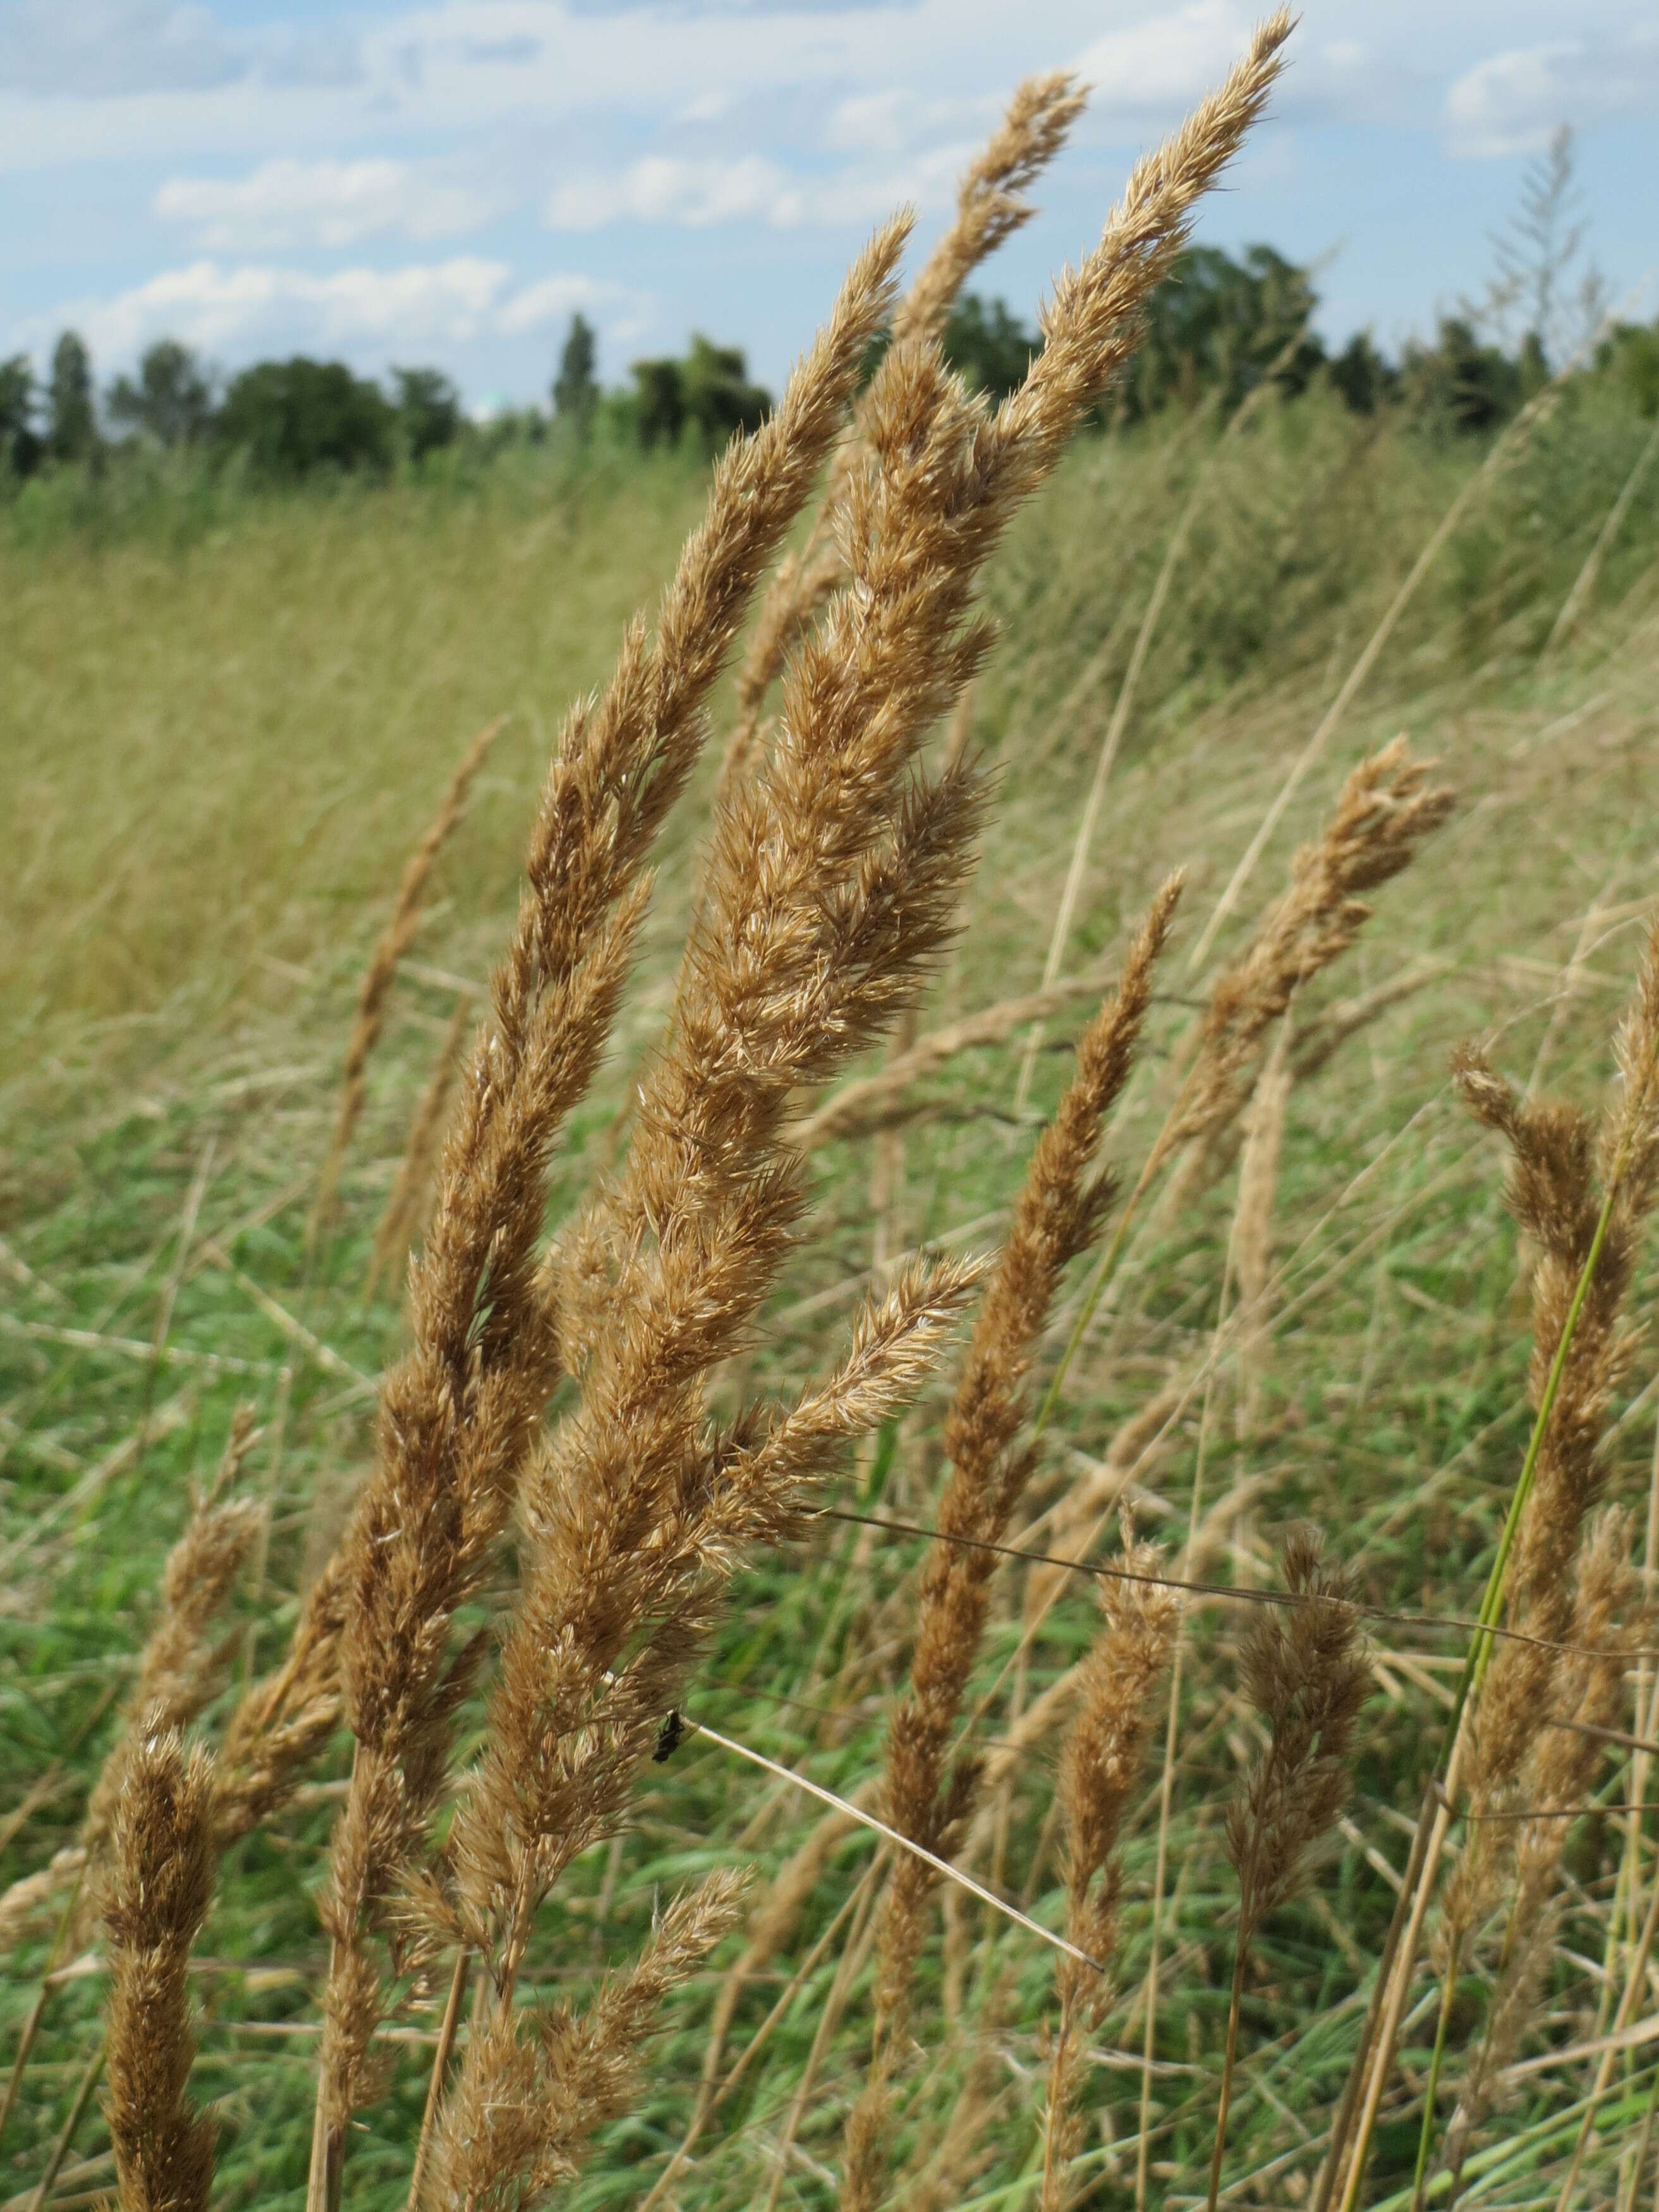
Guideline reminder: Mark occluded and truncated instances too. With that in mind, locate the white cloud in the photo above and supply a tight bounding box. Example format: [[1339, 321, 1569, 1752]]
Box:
[[155, 157, 496, 252], [547, 154, 806, 230], [1445, 32, 1659, 156], [1072, 0, 1256, 113], [28, 257, 515, 362], [823, 88, 988, 158], [497, 272, 647, 341], [544, 140, 970, 233], [15, 255, 653, 369], [0, 0, 243, 97]]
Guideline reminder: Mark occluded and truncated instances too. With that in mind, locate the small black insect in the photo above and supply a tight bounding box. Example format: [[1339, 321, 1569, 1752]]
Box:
[[653, 1708, 685, 1763]]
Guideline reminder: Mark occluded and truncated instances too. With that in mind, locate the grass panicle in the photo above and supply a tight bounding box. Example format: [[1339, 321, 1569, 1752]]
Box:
[[305, 217, 911, 2204], [1040, 1522, 1181, 2212], [717, 67, 1086, 806], [863, 880, 1181, 2063], [1209, 1528, 1370, 2212], [430, 1871, 749, 2211], [102, 1731, 218, 2212], [23, 13, 1659, 2208]]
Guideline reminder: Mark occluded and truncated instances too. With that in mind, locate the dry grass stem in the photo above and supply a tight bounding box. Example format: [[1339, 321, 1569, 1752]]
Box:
[[1208, 1528, 1369, 2212], [102, 1732, 218, 2212], [1040, 1525, 1180, 2212], [865, 878, 1180, 2070], [717, 68, 1085, 808], [310, 712, 506, 1246], [367, 988, 476, 1301], [429, 1870, 749, 2210], [303, 219, 911, 2205]]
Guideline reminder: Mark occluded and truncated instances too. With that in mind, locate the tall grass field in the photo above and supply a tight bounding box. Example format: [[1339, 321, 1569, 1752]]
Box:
[[6, 25, 1659, 2212]]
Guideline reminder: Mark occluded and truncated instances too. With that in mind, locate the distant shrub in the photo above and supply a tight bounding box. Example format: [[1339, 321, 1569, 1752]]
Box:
[[554, 313, 599, 437], [218, 357, 395, 479], [391, 368, 462, 464], [0, 354, 42, 479], [943, 294, 1038, 399], [1400, 317, 1524, 434], [49, 332, 97, 465], [1596, 320, 1659, 419], [1127, 243, 1324, 417], [107, 341, 216, 450], [630, 336, 770, 453]]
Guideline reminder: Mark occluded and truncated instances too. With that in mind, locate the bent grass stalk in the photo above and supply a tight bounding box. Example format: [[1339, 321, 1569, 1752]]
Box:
[[1340, 1008, 1659, 2212], [1013, 310, 1324, 1113], [308, 710, 505, 1253], [1185, 353, 1593, 981]]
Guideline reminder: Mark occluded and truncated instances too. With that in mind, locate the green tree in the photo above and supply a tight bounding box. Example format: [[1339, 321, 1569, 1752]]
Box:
[[1401, 317, 1522, 434], [681, 334, 769, 451], [1327, 331, 1395, 415], [554, 313, 599, 435], [1129, 243, 1324, 417], [1596, 320, 1659, 418], [49, 331, 97, 463], [631, 357, 686, 450], [217, 358, 394, 478], [107, 340, 215, 447], [942, 295, 1038, 400], [391, 367, 461, 462], [0, 355, 43, 478]]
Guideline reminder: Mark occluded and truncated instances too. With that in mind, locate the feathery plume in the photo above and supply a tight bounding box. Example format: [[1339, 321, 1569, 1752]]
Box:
[[0, 1405, 265, 1954], [1208, 1528, 1368, 2212], [429, 1869, 748, 2209], [1411, 924, 1659, 2202], [82, 1409, 265, 1881], [305, 219, 911, 2206], [213, 1548, 350, 1847], [102, 1732, 217, 2212], [1438, 1512, 1643, 2203], [1040, 1525, 1180, 2212], [896, 72, 1087, 352], [716, 70, 1085, 808], [310, 714, 505, 1247], [1450, 918, 1659, 1814], [868, 880, 1180, 2075], [1177, 739, 1454, 1152]]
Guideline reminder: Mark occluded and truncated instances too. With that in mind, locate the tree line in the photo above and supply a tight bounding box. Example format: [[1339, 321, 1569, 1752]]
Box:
[[5, 160, 1656, 493]]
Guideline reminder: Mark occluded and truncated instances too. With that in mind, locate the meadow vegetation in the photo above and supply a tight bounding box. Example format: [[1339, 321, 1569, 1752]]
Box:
[[6, 18, 1659, 2212]]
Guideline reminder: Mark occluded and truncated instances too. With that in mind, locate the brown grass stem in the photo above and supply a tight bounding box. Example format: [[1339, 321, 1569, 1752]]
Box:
[[1339, 947, 1659, 2211], [404, 1948, 469, 2212], [307, 712, 506, 1253], [1014, 312, 1323, 1113], [683, 1715, 1103, 1972], [1545, 413, 1659, 657], [1186, 375, 1576, 981], [23, 2043, 104, 2212]]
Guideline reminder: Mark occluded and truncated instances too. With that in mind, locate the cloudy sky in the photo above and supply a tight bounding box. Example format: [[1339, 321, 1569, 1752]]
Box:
[[3, 0, 1656, 413]]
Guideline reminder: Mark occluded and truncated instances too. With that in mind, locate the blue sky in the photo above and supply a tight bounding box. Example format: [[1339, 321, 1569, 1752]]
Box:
[[3, 0, 1656, 413]]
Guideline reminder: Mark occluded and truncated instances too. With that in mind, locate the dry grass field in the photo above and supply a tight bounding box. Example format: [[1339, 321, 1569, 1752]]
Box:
[[5, 30, 1659, 2211]]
